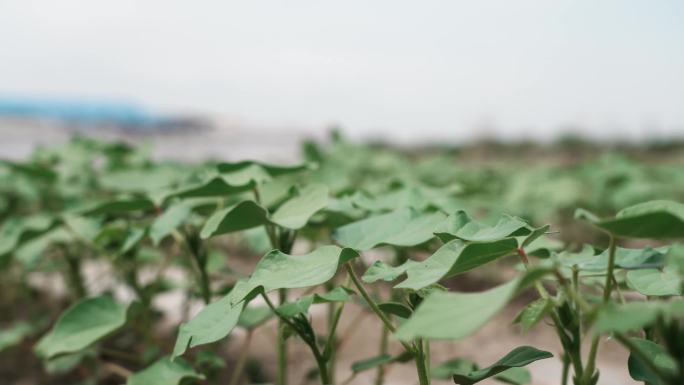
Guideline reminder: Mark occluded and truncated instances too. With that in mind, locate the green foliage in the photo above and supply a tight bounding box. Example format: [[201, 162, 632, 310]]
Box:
[[35, 296, 128, 359], [3, 136, 684, 385], [127, 357, 204, 385], [451, 346, 552, 385]]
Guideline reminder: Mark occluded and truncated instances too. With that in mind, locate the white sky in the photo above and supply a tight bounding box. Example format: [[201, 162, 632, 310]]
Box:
[[1, 0, 683, 142]]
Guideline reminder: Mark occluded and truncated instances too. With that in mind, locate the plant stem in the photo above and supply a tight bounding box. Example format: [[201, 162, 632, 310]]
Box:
[[172, 230, 211, 304], [582, 235, 617, 384], [561, 354, 570, 385], [277, 288, 288, 385], [228, 330, 253, 385], [375, 326, 389, 385], [261, 292, 330, 385], [344, 262, 413, 352], [415, 339, 431, 385], [63, 248, 87, 299], [518, 247, 584, 380]]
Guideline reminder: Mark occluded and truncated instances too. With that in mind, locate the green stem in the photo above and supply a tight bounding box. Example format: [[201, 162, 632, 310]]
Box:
[[172, 230, 211, 304], [261, 293, 329, 385], [344, 262, 413, 352], [561, 354, 570, 385], [324, 300, 345, 383], [582, 235, 617, 384], [277, 289, 288, 385], [415, 339, 431, 385], [63, 248, 86, 299], [228, 330, 253, 385], [375, 326, 389, 385], [518, 247, 584, 380]]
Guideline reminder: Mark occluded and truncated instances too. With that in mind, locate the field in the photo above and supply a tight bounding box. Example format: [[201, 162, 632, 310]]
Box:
[[1, 133, 684, 385]]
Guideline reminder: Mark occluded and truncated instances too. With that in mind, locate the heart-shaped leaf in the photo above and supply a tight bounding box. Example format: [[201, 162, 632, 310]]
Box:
[[435, 211, 533, 242], [270, 184, 329, 229], [395, 238, 519, 290], [333, 208, 446, 250]]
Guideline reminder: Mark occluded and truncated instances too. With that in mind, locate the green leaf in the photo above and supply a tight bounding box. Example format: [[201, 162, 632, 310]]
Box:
[[557, 245, 667, 272], [395, 238, 519, 290], [270, 184, 329, 229], [0, 215, 59, 256], [396, 270, 548, 341], [237, 306, 273, 330], [627, 338, 676, 385], [173, 281, 253, 358], [231, 246, 359, 302], [200, 201, 269, 239], [378, 302, 413, 318], [594, 301, 684, 334], [0, 321, 35, 352], [1, 159, 57, 182], [163, 175, 254, 200], [494, 367, 532, 385], [35, 296, 128, 359], [362, 260, 419, 283], [351, 352, 413, 373], [435, 211, 532, 242], [80, 198, 155, 216], [127, 357, 204, 385], [514, 298, 552, 332], [433, 360, 532, 384], [333, 208, 446, 250], [217, 160, 310, 183], [451, 346, 552, 385], [577, 200, 684, 239], [277, 296, 316, 317], [174, 248, 357, 357], [149, 203, 192, 245], [626, 268, 681, 296], [432, 359, 477, 379]]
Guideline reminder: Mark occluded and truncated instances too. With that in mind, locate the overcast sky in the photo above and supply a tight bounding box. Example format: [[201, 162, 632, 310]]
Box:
[[1, 1, 683, 142]]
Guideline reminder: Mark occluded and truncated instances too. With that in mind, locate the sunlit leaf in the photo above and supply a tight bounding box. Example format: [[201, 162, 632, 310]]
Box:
[[395, 238, 519, 290], [270, 184, 329, 229], [435, 211, 532, 242], [333, 208, 446, 250]]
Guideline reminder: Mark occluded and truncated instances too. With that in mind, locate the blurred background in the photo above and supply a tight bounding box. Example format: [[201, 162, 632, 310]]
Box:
[[2, 3, 684, 385], [1, 0, 683, 160]]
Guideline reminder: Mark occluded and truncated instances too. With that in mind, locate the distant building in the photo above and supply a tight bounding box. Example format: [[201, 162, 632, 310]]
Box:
[[0, 96, 211, 132]]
